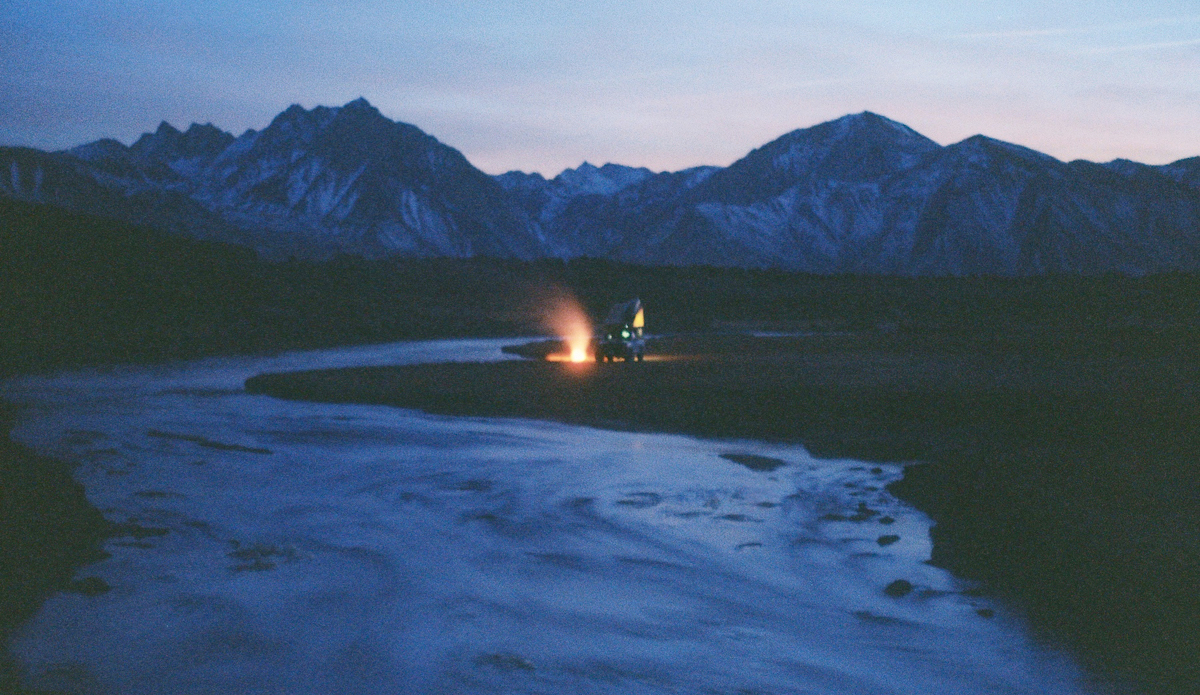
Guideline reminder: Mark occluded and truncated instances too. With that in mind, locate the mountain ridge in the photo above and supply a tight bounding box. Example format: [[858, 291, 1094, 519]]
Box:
[[3, 99, 1199, 275]]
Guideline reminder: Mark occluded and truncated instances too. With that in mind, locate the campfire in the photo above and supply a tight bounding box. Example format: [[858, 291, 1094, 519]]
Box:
[[544, 291, 593, 363]]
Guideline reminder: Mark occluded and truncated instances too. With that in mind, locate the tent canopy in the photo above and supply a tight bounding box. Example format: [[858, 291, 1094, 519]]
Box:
[[602, 298, 643, 330]]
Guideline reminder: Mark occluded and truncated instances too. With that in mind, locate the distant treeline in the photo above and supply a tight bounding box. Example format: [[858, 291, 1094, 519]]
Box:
[[3, 197, 1199, 375]]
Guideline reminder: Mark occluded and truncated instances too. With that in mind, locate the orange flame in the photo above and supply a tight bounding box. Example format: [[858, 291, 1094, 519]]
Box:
[[542, 289, 593, 363]]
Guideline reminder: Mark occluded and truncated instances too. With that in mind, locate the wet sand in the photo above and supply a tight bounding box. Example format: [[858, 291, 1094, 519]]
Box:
[[247, 333, 1200, 694]]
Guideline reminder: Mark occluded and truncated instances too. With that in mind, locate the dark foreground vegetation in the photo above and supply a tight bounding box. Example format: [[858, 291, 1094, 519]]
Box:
[[5, 196, 1200, 376], [0, 404, 109, 693], [4, 198, 1200, 693]]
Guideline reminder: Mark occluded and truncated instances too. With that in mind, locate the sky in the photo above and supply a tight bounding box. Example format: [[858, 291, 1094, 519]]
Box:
[[2, 1, 1199, 176]]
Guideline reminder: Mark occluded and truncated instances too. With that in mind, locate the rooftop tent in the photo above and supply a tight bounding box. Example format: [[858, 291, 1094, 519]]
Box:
[[596, 297, 646, 362], [602, 298, 643, 330]]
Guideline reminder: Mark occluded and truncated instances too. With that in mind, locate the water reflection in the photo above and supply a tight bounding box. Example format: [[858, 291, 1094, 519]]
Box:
[[2, 340, 1093, 694]]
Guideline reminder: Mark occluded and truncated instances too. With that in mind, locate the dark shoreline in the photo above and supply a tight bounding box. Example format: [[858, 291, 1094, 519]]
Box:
[[247, 334, 1200, 695], [0, 404, 110, 693]]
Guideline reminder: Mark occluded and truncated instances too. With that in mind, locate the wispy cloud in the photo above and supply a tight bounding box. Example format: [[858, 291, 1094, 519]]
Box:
[[1079, 37, 1200, 54], [954, 15, 1200, 40]]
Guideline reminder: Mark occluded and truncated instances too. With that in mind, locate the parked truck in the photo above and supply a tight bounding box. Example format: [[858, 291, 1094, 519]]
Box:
[[595, 298, 645, 362]]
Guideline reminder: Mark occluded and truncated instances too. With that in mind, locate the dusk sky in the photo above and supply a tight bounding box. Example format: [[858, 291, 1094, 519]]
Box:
[[2, 1, 1199, 176]]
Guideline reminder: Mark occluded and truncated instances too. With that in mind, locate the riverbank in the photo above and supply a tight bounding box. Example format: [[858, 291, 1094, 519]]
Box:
[[8, 197, 1200, 380], [247, 332, 1200, 694], [0, 404, 110, 693]]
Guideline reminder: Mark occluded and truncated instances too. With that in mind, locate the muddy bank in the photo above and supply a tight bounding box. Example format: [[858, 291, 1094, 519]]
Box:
[[0, 405, 110, 693], [889, 444, 1199, 695], [247, 334, 1200, 694]]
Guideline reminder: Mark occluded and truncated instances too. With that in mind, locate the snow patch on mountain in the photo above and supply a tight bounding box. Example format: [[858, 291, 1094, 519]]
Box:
[[4, 101, 1200, 274], [554, 162, 655, 196]]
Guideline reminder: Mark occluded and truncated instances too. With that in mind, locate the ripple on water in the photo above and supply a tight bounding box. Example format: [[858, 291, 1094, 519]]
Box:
[[4, 340, 1095, 695]]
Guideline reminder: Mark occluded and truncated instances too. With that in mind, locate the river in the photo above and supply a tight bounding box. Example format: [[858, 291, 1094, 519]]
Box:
[[2, 339, 1099, 694]]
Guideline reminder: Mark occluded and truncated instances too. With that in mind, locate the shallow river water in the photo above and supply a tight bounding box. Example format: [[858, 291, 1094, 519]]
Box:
[[3, 339, 1100, 694]]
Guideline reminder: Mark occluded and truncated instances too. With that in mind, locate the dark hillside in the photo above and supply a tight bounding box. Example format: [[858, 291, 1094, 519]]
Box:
[[0, 200, 540, 376], [5, 196, 1200, 377]]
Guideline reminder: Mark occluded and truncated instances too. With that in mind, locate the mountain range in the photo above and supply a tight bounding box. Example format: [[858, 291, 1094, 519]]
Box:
[[4, 98, 1200, 275]]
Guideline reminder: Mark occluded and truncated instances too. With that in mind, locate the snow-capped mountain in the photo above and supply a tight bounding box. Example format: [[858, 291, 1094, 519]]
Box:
[[0, 141, 234, 239], [510, 112, 1200, 274], [194, 98, 545, 258], [3, 101, 1200, 274], [2, 98, 542, 258]]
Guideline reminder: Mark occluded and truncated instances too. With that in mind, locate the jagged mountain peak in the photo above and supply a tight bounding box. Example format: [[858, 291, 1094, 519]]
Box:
[[342, 96, 378, 113], [249, 98, 441, 166], [553, 161, 655, 196], [125, 119, 235, 169], [9, 102, 1200, 274], [129, 122, 178, 154], [180, 98, 542, 259], [183, 122, 226, 137], [179, 123, 235, 156], [565, 161, 601, 176], [263, 103, 339, 144], [268, 98, 383, 130]]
